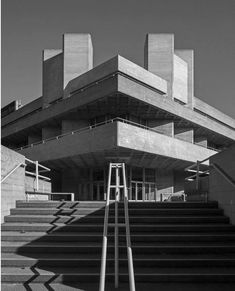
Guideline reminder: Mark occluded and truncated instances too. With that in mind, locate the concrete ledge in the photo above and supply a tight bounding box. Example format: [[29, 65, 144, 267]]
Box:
[[64, 55, 167, 98], [2, 97, 42, 127], [194, 97, 235, 130]]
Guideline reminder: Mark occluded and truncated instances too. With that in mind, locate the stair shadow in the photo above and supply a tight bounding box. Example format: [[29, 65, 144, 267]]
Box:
[[15, 201, 129, 291]]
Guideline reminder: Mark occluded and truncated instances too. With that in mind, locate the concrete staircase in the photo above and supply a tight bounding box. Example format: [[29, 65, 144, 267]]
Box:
[[2, 200, 235, 290]]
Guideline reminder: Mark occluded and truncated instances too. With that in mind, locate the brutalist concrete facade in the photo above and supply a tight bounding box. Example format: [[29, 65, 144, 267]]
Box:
[[2, 33, 235, 200]]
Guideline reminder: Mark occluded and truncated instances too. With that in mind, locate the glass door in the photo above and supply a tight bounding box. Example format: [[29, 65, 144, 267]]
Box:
[[131, 182, 143, 201]]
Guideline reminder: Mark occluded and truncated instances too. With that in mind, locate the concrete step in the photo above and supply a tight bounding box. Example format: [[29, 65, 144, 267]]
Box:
[[3, 253, 235, 268], [2, 267, 235, 283], [4, 215, 229, 224], [2, 222, 235, 233], [2, 241, 235, 254], [15, 200, 219, 209], [2, 231, 235, 243], [2, 283, 235, 291], [10, 207, 224, 216]]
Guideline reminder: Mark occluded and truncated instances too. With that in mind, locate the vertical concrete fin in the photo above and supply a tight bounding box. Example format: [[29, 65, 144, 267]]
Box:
[[42, 49, 63, 108], [144, 34, 174, 98], [175, 49, 194, 108], [63, 33, 93, 89]]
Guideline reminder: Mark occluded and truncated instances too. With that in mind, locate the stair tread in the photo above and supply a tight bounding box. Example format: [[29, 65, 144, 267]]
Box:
[[2, 266, 235, 275], [3, 222, 233, 226], [2, 241, 235, 247], [2, 231, 235, 237], [6, 215, 227, 218], [3, 252, 235, 260]]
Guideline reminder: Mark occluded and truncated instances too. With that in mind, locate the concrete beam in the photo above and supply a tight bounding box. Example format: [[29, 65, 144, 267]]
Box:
[[43, 50, 63, 108], [28, 134, 42, 145], [194, 97, 235, 129], [144, 34, 174, 97], [63, 33, 93, 89], [42, 126, 61, 140], [64, 55, 167, 98], [174, 127, 194, 143], [194, 136, 208, 148], [175, 50, 194, 108], [117, 122, 214, 163], [117, 75, 235, 141], [148, 119, 174, 137]]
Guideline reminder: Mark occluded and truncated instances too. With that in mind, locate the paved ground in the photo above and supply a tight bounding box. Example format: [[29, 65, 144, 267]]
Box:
[[2, 283, 235, 291]]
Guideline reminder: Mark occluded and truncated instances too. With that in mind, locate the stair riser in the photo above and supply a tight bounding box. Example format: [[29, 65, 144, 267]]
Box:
[[4, 216, 229, 224], [10, 209, 224, 216], [3, 259, 235, 268], [15, 201, 218, 209], [2, 274, 235, 283], [2, 225, 235, 233], [3, 235, 235, 243], [3, 246, 235, 254]]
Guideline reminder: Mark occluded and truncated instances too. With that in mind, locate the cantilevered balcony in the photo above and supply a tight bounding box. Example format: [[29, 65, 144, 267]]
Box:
[[17, 118, 217, 171]]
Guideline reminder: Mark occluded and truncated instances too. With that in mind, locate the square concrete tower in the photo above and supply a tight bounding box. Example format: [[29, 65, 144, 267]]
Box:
[[144, 34, 174, 97], [63, 33, 93, 89], [144, 34, 194, 106], [43, 49, 63, 108]]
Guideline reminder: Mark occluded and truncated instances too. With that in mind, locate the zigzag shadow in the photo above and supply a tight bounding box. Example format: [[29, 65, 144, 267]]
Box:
[[15, 200, 130, 291]]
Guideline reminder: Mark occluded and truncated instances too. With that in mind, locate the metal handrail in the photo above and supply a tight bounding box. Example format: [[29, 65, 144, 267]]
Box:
[[1, 157, 51, 193], [15, 117, 220, 152], [99, 163, 135, 291], [185, 157, 235, 191], [211, 163, 235, 189], [1, 163, 25, 183]]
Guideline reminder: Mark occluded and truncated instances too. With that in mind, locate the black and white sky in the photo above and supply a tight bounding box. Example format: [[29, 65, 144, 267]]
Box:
[[2, 0, 235, 118]]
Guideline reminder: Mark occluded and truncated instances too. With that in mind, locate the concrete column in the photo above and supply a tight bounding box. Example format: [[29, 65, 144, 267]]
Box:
[[144, 34, 174, 98], [174, 127, 194, 143], [148, 119, 174, 137], [42, 49, 63, 108], [28, 133, 41, 145], [61, 119, 88, 134], [194, 136, 208, 148], [175, 50, 194, 108], [63, 33, 93, 89], [42, 126, 61, 140]]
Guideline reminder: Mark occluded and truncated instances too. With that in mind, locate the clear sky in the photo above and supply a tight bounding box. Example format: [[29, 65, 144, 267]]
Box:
[[2, 0, 235, 118]]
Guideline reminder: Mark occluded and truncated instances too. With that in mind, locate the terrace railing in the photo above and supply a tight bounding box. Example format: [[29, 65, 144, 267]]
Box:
[[15, 117, 219, 152]]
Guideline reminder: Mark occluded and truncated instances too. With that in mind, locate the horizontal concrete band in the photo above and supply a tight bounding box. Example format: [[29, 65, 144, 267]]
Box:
[[19, 121, 216, 165], [2, 73, 235, 147], [117, 75, 235, 141]]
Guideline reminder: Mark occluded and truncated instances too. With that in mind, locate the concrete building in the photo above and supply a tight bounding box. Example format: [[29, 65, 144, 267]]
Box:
[[2, 33, 235, 201]]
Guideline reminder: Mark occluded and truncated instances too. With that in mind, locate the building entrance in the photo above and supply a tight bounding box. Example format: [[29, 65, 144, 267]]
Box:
[[130, 181, 156, 201], [93, 182, 105, 200]]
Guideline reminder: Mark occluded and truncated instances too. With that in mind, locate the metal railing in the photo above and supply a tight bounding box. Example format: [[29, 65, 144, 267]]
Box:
[[185, 157, 235, 191], [99, 163, 135, 291], [15, 117, 220, 153], [185, 157, 210, 191], [25, 157, 51, 192], [1, 162, 26, 183]]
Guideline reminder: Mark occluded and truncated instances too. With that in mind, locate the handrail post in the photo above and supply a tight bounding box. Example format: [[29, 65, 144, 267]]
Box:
[[115, 166, 119, 288], [99, 164, 112, 291], [123, 163, 136, 291], [196, 160, 200, 192], [36, 161, 39, 191]]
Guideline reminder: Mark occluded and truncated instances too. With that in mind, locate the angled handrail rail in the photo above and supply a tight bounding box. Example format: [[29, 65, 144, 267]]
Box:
[[211, 163, 235, 189], [1, 162, 25, 183], [185, 157, 235, 192]]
